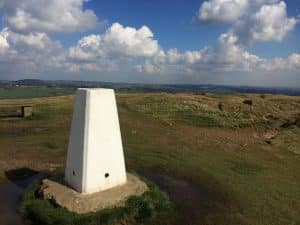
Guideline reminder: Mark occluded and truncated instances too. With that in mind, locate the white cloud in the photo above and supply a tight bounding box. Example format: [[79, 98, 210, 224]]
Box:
[[68, 23, 162, 61], [257, 53, 300, 72], [288, 53, 300, 68], [198, 0, 297, 45], [198, 0, 248, 23], [0, 1, 298, 86], [0, 27, 63, 76], [0, 0, 99, 33], [138, 32, 262, 74], [233, 1, 297, 44], [252, 2, 296, 41], [102, 23, 162, 57], [65, 23, 163, 72], [68, 35, 102, 62], [137, 29, 298, 77], [7, 30, 60, 50], [0, 28, 9, 53], [136, 62, 161, 73]]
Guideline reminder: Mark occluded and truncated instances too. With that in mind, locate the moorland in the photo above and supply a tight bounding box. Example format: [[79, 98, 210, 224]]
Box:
[[0, 87, 299, 225]]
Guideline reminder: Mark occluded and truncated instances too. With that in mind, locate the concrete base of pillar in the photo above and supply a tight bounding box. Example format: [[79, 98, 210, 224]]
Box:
[[40, 173, 148, 214]]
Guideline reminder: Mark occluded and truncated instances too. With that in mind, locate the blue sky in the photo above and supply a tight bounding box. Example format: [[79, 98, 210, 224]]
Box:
[[0, 0, 299, 86], [84, 0, 300, 57]]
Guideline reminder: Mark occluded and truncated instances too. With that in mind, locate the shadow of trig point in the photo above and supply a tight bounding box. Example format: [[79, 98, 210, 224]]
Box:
[[65, 88, 127, 194]]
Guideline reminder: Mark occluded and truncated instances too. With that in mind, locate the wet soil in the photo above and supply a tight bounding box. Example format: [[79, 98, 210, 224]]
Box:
[[0, 170, 209, 225], [0, 173, 42, 225], [141, 171, 209, 225]]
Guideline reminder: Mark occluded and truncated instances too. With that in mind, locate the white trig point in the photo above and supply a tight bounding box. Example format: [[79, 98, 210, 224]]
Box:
[[65, 88, 127, 194]]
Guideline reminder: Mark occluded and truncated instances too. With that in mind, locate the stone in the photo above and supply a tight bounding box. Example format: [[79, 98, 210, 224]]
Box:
[[218, 102, 224, 111], [21, 106, 32, 117], [65, 88, 127, 194], [243, 99, 253, 106], [263, 129, 278, 140], [41, 173, 148, 214]]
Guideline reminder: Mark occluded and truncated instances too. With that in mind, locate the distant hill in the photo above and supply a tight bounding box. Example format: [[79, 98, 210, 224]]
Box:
[[1, 79, 300, 96]]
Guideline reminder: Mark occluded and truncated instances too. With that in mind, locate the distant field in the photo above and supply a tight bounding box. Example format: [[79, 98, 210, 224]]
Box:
[[0, 86, 75, 99], [0, 90, 299, 225]]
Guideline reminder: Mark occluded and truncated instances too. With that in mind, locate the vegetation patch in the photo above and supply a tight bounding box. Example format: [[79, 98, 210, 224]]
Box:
[[21, 177, 175, 225], [0, 106, 21, 117], [174, 110, 218, 127], [1, 92, 300, 224], [229, 161, 264, 175], [133, 95, 257, 128], [0, 87, 75, 99]]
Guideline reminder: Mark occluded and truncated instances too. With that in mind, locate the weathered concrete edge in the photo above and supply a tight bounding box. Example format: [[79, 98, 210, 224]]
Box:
[[41, 173, 148, 214]]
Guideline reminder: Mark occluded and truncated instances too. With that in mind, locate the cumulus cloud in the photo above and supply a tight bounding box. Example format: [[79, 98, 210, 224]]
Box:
[[233, 1, 297, 44], [198, 0, 248, 23], [101, 23, 162, 57], [192, 0, 298, 78], [137, 32, 262, 74], [136, 62, 161, 74], [0, 28, 9, 53], [7, 31, 61, 51], [198, 0, 297, 45], [251, 2, 296, 41], [59, 21, 298, 80], [0, 0, 99, 33], [65, 23, 163, 71], [0, 0, 298, 86], [288, 54, 300, 68], [0, 27, 63, 76]]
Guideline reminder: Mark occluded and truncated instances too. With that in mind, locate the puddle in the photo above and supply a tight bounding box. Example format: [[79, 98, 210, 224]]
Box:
[[0, 171, 210, 225], [141, 171, 209, 224], [0, 173, 43, 225]]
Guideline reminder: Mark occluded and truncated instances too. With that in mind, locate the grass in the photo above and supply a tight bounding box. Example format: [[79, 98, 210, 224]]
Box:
[[21, 177, 175, 225], [132, 94, 260, 128], [0, 86, 74, 99], [228, 160, 264, 175], [0, 89, 300, 225]]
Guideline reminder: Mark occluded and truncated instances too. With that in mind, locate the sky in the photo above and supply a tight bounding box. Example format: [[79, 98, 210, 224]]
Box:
[[0, 0, 299, 86]]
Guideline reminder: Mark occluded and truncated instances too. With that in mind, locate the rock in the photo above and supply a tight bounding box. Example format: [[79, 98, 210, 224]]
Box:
[[218, 102, 224, 111], [243, 99, 253, 106], [34, 128, 48, 133], [281, 114, 300, 128], [260, 94, 266, 99], [263, 129, 278, 140]]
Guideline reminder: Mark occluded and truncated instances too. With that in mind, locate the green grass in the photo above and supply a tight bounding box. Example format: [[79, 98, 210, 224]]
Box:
[[228, 160, 264, 175], [21, 177, 175, 225], [132, 95, 260, 128], [0, 92, 300, 225], [0, 87, 75, 99], [0, 106, 21, 117]]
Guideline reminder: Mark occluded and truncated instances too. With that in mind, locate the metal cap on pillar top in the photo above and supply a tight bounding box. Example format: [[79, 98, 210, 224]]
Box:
[[65, 88, 127, 194]]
